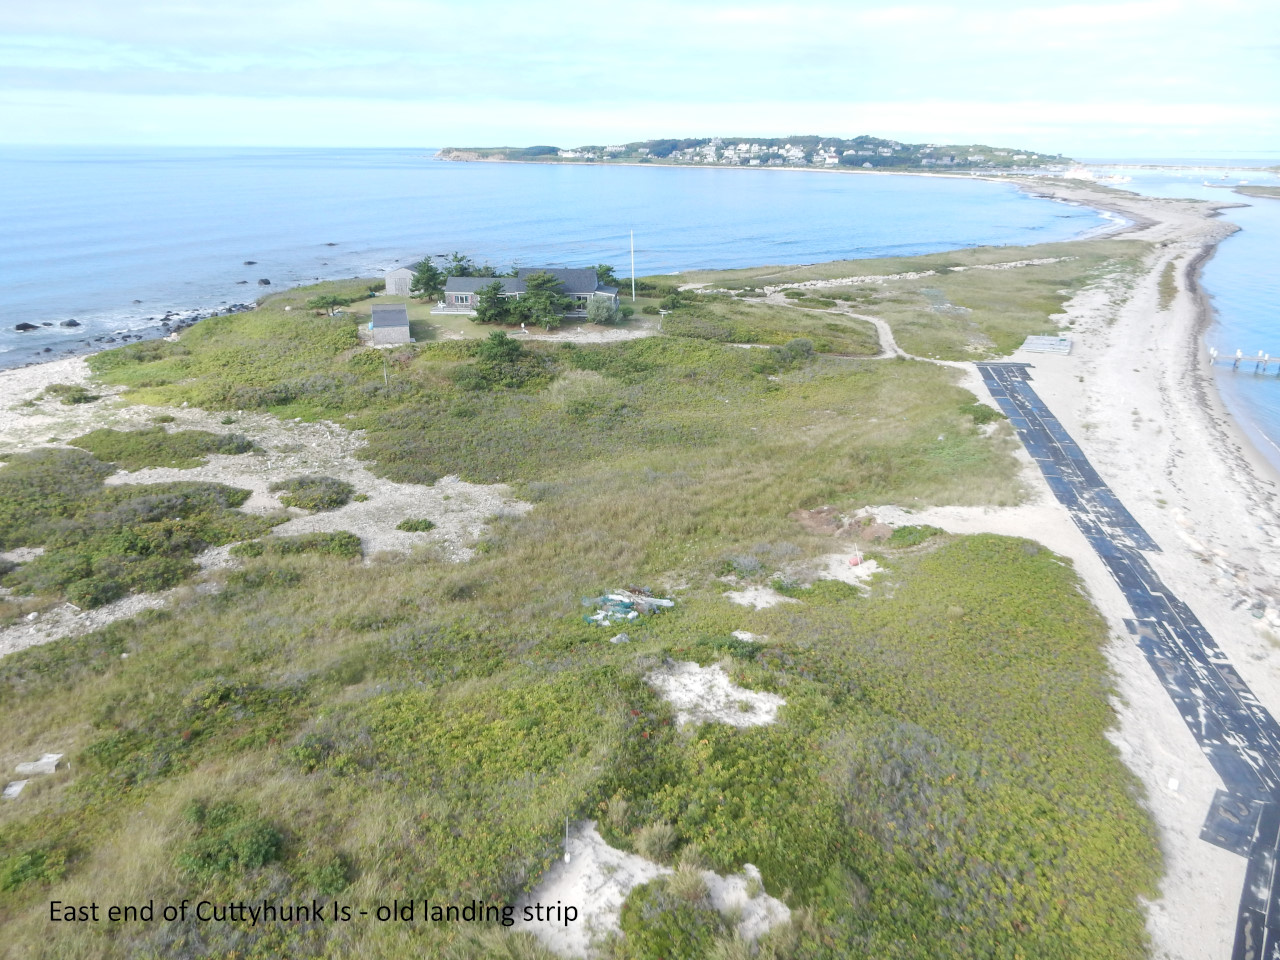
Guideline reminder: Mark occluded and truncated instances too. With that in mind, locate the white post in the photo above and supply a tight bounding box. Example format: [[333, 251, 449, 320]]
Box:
[[630, 230, 636, 302]]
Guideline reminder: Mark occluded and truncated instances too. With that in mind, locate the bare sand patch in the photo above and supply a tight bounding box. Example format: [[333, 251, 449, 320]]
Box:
[[723, 586, 797, 609], [646, 661, 784, 728], [0, 359, 529, 657], [512, 820, 789, 958]]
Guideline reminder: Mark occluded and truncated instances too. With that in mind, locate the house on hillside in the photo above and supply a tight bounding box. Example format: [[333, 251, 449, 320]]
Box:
[[439, 268, 619, 317], [385, 267, 414, 297], [368, 303, 410, 345]]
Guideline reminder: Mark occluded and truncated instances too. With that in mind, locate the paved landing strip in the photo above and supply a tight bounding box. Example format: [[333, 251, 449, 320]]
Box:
[[977, 363, 1280, 960]]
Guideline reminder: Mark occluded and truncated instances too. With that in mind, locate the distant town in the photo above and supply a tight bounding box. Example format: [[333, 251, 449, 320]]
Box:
[[438, 135, 1071, 171]]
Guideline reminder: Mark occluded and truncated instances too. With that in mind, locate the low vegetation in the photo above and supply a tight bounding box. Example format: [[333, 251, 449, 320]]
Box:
[[677, 239, 1148, 358], [69, 426, 255, 470], [395, 518, 436, 532], [662, 297, 880, 356], [3, 242, 1161, 959], [230, 532, 363, 560], [269, 475, 355, 511], [0, 448, 277, 610]]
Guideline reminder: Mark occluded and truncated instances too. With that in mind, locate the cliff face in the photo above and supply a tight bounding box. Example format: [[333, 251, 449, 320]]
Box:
[[436, 148, 502, 161]]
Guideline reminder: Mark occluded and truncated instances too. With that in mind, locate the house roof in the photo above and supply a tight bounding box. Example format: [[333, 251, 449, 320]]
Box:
[[445, 277, 527, 294], [443, 268, 614, 297], [369, 303, 409, 328], [385, 267, 414, 278]]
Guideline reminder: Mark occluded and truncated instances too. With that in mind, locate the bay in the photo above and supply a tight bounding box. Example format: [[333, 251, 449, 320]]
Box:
[[0, 146, 1110, 368]]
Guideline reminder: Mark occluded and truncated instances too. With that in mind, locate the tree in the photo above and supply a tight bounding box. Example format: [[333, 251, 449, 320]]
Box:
[[473, 280, 510, 324], [476, 330, 523, 364], [586, 296, 619, 324], [595, 264, 619, 287], [410, 259, 445, 298], [446, 252, 475, 278], [511, 271, 571, 330], [305, 294, 349, 315]]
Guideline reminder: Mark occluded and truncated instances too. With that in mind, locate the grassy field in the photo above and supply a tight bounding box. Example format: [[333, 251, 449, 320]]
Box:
[[1235, 185, 1280, 200], [677, 239, 1148, 359], [0, 243, 1163, 959]]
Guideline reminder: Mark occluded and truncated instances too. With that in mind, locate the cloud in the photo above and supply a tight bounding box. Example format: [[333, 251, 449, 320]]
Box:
[[0, 0, 1276, 152]]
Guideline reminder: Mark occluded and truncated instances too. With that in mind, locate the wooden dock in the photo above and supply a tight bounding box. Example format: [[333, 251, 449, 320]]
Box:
[[1210, 348, 1280, 374]]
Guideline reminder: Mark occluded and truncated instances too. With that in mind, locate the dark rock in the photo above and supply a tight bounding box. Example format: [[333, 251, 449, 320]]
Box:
[[43, 347, 52, 352], [257, 278, 271, 286], [236, 280, 248, 284], [14, 322, 38, 331], [60, 319, 81, 327], [133, 299, 143, 304], [103, 337, 116, 343], [41, 322, 53, 326], [243, 260, 257, 265], [325, 242, 338, 246]]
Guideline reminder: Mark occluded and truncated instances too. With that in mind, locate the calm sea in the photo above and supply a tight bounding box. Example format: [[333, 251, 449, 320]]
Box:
[[1079, 161, 1280, 471], [0, 147, 1111, 369]]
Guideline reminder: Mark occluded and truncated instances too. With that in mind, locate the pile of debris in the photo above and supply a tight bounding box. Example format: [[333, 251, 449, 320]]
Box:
[[4, 752, 63, 800], [583, 589, 675, 628], [790, 506, 893, 542]]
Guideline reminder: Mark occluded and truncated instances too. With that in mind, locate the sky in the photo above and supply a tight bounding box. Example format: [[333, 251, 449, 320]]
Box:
[[0, 0, 1277, 158]]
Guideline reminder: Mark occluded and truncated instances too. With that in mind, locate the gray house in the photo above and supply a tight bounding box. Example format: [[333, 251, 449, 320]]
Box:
[[385, 267, 414, 297], [368, 303, 410, 345], [441, 268, 619, 316]]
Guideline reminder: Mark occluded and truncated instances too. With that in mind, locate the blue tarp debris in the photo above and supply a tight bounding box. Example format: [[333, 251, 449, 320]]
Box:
[[583, 589, 675, 627]]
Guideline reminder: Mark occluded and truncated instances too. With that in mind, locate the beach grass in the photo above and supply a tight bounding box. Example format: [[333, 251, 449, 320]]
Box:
[[1, 242, 1165, 959]]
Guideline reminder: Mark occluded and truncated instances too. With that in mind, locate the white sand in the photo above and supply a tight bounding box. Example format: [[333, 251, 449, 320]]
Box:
[[646, 661, 785, 728], [836, 180, 1266, 960], [0, 358, 528, 659], [512, 820, 788, 958], [723, 586, 797, 609]]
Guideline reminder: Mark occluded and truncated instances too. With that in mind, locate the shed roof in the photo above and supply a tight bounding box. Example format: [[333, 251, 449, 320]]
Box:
[[385, 267, 414, 278], [443, 268, 613, 297], [370, 303, 409, 328]]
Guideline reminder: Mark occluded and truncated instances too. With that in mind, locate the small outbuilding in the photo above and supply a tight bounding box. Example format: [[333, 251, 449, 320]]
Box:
[[385, 267, 414, 297], [369, 303, 411, 345]]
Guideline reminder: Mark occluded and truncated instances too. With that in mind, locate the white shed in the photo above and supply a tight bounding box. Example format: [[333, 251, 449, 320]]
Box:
[[385, 267, 414, 297]]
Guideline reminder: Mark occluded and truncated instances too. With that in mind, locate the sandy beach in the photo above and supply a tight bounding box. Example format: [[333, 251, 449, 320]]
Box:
[[0, 180, 1273, 959], [914, 178, 1279, 960]]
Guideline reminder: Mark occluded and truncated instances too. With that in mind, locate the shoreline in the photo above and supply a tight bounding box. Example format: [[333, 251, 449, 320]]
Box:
[[2, 175, 1274, 959]]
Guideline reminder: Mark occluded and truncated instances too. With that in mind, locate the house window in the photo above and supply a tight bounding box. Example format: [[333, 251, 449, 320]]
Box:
[[456, 294, 471, 305]]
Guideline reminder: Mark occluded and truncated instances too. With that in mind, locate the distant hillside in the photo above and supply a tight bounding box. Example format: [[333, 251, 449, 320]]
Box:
[[438, 136, 1070, 171]]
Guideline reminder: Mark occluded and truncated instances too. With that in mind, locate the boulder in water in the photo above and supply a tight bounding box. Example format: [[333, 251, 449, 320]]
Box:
[[243, 260, 257, 265], [60, 319, 81, 327], [14, 322, 37, 331], [257, 278, 271, 286]]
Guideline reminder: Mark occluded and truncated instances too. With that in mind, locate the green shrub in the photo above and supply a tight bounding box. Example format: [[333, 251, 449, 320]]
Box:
[[959, 402, 1004, 425], [176, 801, 283, 881], [0, 848, 66, 892], [617, 878, 726, 960], [642, 305, 660, 315], [41, 383, 100, 405], [886, 524, 944, 548], [269, 475, 355, 511], [234, 532, 363, 559], [65, 576, 127, 609], [396, 518, 436, 533], [69, 427, 255, 470]]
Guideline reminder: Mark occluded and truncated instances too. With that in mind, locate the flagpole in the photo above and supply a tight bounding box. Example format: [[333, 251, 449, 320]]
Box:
[[630, 230, 636, 302]]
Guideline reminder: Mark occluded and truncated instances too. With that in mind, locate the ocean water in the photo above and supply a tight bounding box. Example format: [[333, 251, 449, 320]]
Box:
[[0, 147, 1113, 368], [1081, 162, 1280, 469]]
